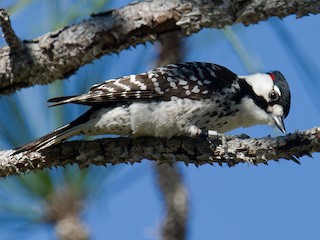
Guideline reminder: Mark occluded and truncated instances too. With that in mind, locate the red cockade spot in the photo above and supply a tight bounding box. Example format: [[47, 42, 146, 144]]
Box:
[[269, 73, 275, 81]]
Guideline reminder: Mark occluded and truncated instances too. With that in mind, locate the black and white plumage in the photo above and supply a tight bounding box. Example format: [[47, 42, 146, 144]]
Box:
[[13, 62, 291, 153]]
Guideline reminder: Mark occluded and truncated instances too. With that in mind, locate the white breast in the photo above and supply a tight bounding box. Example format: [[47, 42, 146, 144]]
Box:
[[129, 99, 211, 137]]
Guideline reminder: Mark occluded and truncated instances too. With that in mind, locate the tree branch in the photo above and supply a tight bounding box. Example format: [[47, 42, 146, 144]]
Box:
[[0, 0, 319, 94], [0, 9, 24, 54], [1, 127, 319, 178]]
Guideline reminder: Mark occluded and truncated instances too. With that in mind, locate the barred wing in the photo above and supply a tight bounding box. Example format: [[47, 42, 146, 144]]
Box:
[[48, 62, 238, 107]]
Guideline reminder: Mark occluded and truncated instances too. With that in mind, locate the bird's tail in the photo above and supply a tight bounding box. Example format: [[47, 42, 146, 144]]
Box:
[[12, 109, 94, 155]]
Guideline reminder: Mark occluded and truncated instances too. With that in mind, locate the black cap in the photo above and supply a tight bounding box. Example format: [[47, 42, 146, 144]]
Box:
[[270, 71, 291, 118]]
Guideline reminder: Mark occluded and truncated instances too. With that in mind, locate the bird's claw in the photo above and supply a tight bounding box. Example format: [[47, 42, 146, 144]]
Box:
[[201, 130, 232, 166]]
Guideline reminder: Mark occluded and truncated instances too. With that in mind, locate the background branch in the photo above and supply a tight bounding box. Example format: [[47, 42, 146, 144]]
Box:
[[0, 0, 319, 94], [155, 164, 188, 240], [154, 31, 188, 240], [1, 127, 319, 178]]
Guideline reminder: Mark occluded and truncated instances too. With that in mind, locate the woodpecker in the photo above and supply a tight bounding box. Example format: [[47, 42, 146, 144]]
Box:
[[13, 62, 291, 154]]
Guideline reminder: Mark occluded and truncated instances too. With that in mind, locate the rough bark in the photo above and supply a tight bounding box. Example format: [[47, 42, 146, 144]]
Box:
[[1, 127, 319, 178], [0, 0, 319, 94]]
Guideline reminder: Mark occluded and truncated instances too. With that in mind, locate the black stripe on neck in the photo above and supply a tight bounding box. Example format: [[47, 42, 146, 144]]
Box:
[[234, 78, 268, 112]]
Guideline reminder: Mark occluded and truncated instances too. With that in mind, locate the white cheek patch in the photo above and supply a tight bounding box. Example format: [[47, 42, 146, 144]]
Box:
[[240, 73, 274, 100]]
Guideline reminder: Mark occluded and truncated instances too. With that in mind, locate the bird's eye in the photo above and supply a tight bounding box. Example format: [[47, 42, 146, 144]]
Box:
[[269, 90, 279, 102]]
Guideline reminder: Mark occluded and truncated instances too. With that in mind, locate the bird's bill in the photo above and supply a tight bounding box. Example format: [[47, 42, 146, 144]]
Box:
[[272, 115, 286, 133]]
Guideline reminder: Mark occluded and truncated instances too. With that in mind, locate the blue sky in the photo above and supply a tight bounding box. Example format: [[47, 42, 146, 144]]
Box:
[[1, 1, 320, 240]]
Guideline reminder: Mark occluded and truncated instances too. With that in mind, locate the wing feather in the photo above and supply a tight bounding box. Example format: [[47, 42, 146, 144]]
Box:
[[48, 62, 238, 107]]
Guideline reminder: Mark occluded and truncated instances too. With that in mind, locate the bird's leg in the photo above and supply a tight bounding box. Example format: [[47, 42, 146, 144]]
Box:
[[186, 126, 231, 164], [200, 130, 218, 151], [200, 130, 231, 165]]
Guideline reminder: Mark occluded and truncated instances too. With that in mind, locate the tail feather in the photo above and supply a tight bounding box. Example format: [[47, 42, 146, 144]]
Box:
[[12, 124, 79, 154], [12, 108, 95, 154], [47, 95, 78, 107]]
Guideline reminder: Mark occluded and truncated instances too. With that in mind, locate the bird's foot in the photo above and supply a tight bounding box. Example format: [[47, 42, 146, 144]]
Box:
[[200, 130, 232, 166]]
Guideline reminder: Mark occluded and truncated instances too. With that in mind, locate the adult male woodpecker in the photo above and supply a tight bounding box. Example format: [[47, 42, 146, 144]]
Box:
[[13, 62, 291, 154]]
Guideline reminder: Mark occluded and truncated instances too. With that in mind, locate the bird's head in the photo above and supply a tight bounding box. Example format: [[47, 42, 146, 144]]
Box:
[[240, 71, 291, 133]]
